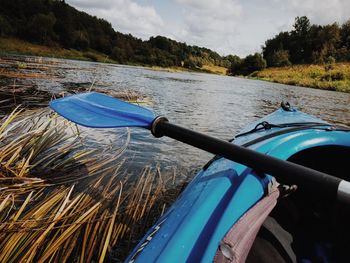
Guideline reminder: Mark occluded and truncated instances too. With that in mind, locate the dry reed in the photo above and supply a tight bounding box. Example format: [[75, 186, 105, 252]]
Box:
[[0, 84, 150, 116], [0, 108, 183, 262]]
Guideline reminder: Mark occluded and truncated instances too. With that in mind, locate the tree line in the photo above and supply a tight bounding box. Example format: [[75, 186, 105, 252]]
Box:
[[0, 0, 232, 69], [1, 1, 349, 76], [229, 16, 350, 76]]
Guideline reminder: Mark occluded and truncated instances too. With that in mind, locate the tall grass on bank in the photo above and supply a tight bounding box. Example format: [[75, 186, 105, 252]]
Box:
[[0, 38, 116, 63], [0, 108, 182, 262], [251, 63, 350, 93]]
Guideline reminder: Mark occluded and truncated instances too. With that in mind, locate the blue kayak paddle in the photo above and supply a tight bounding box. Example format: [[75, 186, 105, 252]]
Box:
[[50, 92, 350, 203]]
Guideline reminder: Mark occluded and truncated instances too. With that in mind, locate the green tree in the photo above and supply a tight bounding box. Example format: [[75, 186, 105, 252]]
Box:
[[341, 20, 350, 49], [263, 16, 350, 65], [228, 56, 242, 75], [231, 53, 266, 75], [52, 1, 75, 47], [311, 23, 341, 63], [290, 16, 312, 63], [244, 53, 266, 73], [0, 15, 13, 36], [269, 50, 291, 67], [293, 16, 311, 36], [224, 55, 241, 68], [339, 20, 350, 60], [263, 32, 290, 66], [112, 47, 127, 63], [25, 13, 57, 44], [73, 30, 89, 51], [183, 59, 196, 69], [149, 36, 174, 52]]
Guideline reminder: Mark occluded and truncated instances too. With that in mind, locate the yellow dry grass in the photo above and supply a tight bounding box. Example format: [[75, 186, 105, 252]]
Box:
[[252, 63, 350, 93], [201, 64, 228, 75], [0, 108, 181, 262], [0, 68, 56, 80], [150, 64, 228, 75]]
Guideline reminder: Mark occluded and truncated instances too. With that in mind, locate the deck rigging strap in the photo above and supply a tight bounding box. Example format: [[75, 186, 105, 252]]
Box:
[[203, 122, 349, 171], [235, 122, 332, 138], [240, 123, 350, 147]]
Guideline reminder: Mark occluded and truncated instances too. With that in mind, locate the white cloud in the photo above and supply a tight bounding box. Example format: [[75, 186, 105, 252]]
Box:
[[174, 0, 242, 54], [281, 0, 350, 25], [67, 0, 116, 10], [66, 0, 164, 39], [177, 0, 242, 18]]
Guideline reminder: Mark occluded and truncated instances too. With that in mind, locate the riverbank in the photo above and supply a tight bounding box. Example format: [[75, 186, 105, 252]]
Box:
[[0, 37, 227, 75], [0, 37, 117, 63], [251, 63, 350, 93]]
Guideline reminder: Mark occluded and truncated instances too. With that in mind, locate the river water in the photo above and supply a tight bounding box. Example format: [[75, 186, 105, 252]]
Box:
[[1, 56, 350, 182]]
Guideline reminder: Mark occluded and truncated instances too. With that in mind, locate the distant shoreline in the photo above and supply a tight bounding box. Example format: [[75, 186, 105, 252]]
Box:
[[2, 37, 349, 93], [0, 37, 227, 76]]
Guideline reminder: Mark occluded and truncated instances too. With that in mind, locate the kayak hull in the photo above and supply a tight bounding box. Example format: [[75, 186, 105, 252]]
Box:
[[126, 107, 350, 263]]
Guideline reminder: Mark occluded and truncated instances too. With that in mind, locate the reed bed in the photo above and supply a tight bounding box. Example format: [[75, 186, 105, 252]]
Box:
[[0, 83, 150, 116], [64, 85, 147, 103], [0, 108, 183, 262], [0, 68, 56, 80], [0, 85, 52, 114], [0, 55, 151, 117]]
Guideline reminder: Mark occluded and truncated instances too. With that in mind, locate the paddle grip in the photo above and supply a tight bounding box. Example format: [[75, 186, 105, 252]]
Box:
[[153, 119, 343, 201]]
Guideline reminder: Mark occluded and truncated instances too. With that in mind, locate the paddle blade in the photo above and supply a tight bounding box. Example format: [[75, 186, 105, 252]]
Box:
[[49, 92, 156, 128]]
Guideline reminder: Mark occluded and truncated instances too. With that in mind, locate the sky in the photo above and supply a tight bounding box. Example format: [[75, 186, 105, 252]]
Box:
[[65, 0, 350, 57]]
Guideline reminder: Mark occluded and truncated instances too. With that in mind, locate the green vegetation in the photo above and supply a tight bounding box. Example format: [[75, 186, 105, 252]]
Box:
[[251, 63, 350, 92], [0, 0, 232, 72], [230, 53, 266, 75], [228, 16, 350, 92], [229, 16, 350, 76], [263, 16, 350, 66]]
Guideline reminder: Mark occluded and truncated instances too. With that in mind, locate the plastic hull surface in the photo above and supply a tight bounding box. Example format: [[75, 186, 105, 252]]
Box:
[[126, 108, 350, 263]]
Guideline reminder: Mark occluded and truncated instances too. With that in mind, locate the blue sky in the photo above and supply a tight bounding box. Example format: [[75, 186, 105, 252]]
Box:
[[66, 0, 350, 57]]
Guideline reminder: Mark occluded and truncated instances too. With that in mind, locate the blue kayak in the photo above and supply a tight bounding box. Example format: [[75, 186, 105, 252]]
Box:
[[126, 104, 350, 263]]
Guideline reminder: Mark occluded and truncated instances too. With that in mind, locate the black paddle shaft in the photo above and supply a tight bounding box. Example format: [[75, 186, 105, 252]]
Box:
[[152, 118, 341, 199]]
